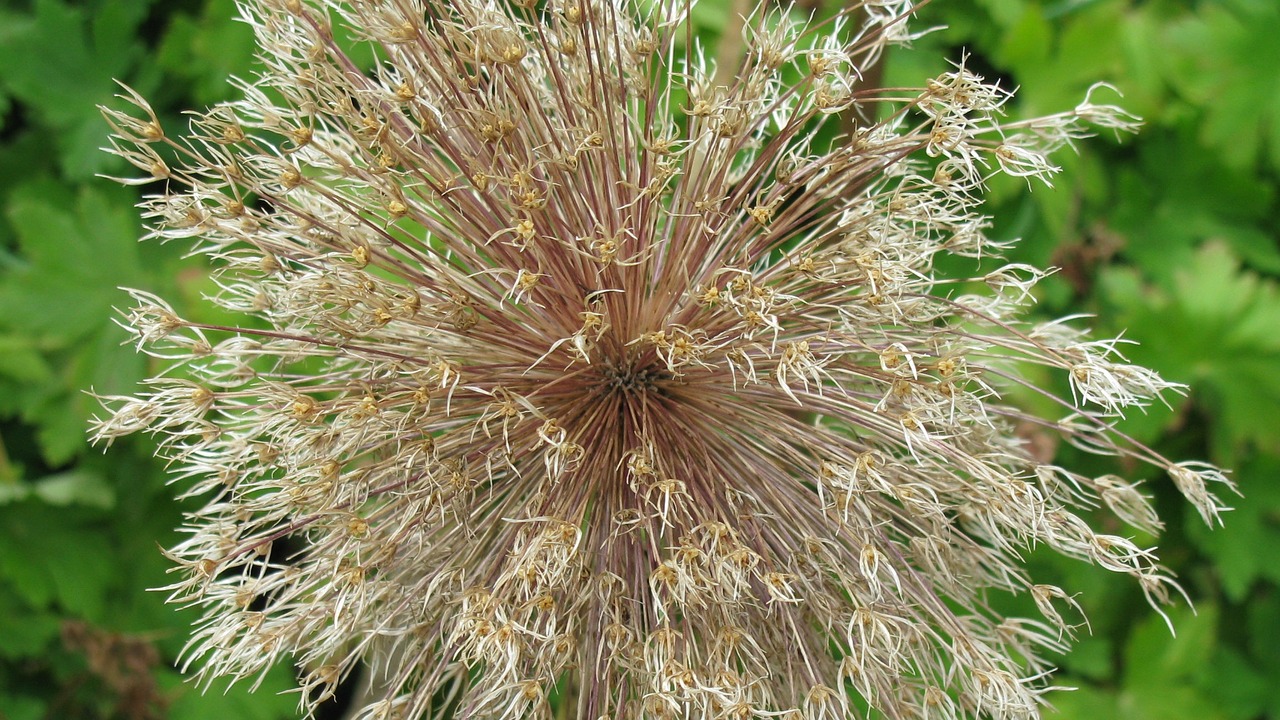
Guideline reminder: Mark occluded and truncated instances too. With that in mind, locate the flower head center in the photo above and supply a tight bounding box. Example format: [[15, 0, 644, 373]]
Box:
[[600, 362, 673, 397]]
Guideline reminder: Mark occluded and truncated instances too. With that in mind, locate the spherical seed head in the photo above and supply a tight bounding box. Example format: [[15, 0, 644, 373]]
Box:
[[93, 1, 1230, 719]]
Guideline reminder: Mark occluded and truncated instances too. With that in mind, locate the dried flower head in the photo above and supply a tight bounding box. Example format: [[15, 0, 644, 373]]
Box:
[[94, 1, 1232, 719]]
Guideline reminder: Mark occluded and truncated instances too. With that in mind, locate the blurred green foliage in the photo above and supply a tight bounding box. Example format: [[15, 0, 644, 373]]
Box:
[[0, 0, 1276, 718]]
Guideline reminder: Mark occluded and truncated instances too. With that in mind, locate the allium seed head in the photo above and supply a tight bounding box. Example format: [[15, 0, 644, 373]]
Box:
[[94, 1, 1231, 719]]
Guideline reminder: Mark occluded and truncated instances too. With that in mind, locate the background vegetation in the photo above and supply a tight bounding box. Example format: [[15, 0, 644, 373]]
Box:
[[0, 0, 1276, 718]]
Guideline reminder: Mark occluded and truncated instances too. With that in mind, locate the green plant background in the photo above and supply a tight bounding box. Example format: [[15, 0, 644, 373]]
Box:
[[0, 0, 1276, 718]]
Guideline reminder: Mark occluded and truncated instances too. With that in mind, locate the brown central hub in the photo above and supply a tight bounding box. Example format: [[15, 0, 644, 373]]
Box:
[[600, 362, 673, 396]]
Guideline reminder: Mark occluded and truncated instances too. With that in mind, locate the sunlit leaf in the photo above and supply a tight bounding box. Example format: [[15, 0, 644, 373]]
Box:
[[162, 664, 300, 720], [0, 181, 162, 464], [1100, 244, 1280, 460], [1162, 0, 1280, 170]]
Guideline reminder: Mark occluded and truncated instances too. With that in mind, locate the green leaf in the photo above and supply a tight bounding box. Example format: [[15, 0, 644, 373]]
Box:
[[1201, 647, 1268, 720], [1246, 593, 1280, 717], [1009, 1, 1128, 115], [1058, 634, 1113, 681], [0, 180, 154, 464], [975, 0, 1028, 29], [163, 664, 300, 720], [1161, 0, 1280, 170], [0, 469, 115, 509], [38, 323, 146, 465], [1107, 129, 1277, 285], [0, 694, 47, 720], [0, 583, 60, 659], [1247, 591, 1280, 673], [687, 0, 731, 35], [31, 469, 115, 508], [1044, 685, 1120, 719], [154, 0, 259, 106], [995, 5, 1052, 85], [0, 502, 114, 621], [1116, 605, 1228, 720], [1187, 456, 1280, 600], [0, 180, 144, 343], [1117, 685, 1227, 720], [1099, 244, 1280, 460], [0, 0, 154, 178], [0, 517, 56, 608], [1122, 604, 1216, 690], [0, 334, 53, 388], [1113, 4, 1171, 119]]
